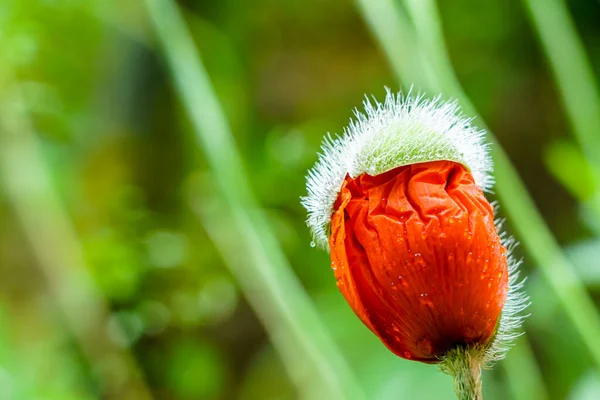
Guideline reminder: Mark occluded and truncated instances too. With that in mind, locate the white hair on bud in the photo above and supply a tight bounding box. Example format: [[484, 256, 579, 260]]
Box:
[[481, 212, 530, 366], [302, 89, 493, 248]]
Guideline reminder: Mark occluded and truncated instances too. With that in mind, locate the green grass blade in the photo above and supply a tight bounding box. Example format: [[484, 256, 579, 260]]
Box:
[[521, 0, 600, 231], [521, 0, 600, 168], [142, 0, 365, 399], [0, 73, 153, 399], [502, 336, 549, 400], [355, 0, 429, 90]]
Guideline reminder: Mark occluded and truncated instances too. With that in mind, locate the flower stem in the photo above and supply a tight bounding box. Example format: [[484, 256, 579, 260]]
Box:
[[441, 347, 484, 400]]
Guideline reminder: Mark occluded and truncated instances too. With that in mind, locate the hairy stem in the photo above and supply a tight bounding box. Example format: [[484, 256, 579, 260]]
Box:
[[441, 347, 484, 400]]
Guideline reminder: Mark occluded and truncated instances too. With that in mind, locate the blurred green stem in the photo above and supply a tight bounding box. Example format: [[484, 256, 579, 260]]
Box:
[[521, 0, 600, 170], [142, 0, 365, 399], [0, 72, 152, 399], [521, 0, 600, 227], [502, 336, 549, 400], [0, 307, 26, 400], [354, 0, 429, 90]]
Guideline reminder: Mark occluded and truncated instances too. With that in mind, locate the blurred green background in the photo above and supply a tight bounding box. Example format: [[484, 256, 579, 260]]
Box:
[[1, 0, 600, 399]]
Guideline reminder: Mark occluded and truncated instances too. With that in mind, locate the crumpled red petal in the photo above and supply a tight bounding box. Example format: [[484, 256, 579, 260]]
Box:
[[329, 160, 508, 362]]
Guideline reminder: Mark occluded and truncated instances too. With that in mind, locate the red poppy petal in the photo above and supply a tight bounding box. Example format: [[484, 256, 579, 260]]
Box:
[[330, 161, 508, 362]]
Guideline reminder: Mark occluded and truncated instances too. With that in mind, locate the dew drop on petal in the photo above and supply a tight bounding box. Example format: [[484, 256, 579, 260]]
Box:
[[419, 293, 433, 308]]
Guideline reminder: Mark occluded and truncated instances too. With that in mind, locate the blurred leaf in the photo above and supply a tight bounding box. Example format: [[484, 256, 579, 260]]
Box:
[[145, 230, 189, 269], [568, 369, 600, 400], [544, 139, 597, 201], [86, 229, 146, 302], [0, 307, 26, 400], [136, 300, 171, 336], [197, 275, 239, 325], [239, 346, 295, 400], [166, 339, 227, 400], [107, 310, 145, 348], [527, 272, 593, 399], [564, 239, 600, 288], [501, 336, 549, 400]]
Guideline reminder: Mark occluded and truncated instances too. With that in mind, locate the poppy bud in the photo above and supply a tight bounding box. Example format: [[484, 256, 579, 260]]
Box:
[[302, 90, 527, 398]]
